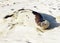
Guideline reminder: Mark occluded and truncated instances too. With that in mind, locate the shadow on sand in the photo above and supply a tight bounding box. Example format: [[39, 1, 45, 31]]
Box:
[[41, 13, 60, 30]]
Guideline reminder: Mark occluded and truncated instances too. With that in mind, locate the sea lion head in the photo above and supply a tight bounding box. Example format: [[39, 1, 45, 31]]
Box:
[[38, 20, 50, 30]]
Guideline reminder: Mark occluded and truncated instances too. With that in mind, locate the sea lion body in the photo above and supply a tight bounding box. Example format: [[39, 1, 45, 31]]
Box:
[[32, 11, 50, 30]]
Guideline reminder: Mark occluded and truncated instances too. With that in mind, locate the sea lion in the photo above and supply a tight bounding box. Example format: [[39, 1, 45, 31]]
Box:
[[32, 11, 50, 30]]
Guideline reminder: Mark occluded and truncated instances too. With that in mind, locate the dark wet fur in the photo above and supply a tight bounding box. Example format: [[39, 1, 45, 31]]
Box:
[[32, 11, 44, 22]]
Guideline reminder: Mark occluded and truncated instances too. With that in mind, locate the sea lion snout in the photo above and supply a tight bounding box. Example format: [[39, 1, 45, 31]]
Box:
[[40, 20, 50, 30]]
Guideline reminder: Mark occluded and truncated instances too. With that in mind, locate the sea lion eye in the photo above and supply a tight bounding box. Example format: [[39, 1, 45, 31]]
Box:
[[41, 22, 46, 26], [44, 24, 46, 25]]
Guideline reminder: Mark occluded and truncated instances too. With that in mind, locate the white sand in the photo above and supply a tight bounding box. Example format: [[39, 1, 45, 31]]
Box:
[[0, 0, 60, 43]]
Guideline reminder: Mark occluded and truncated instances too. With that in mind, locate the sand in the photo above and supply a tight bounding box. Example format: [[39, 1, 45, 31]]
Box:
[[0, 0, 60, 43]]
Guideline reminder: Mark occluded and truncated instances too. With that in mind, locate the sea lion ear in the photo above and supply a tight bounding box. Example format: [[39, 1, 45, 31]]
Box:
[[43, 20, 45, 21]]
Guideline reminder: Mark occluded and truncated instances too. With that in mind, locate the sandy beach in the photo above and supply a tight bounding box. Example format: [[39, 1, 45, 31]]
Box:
[[0, 0, 60, 43]]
